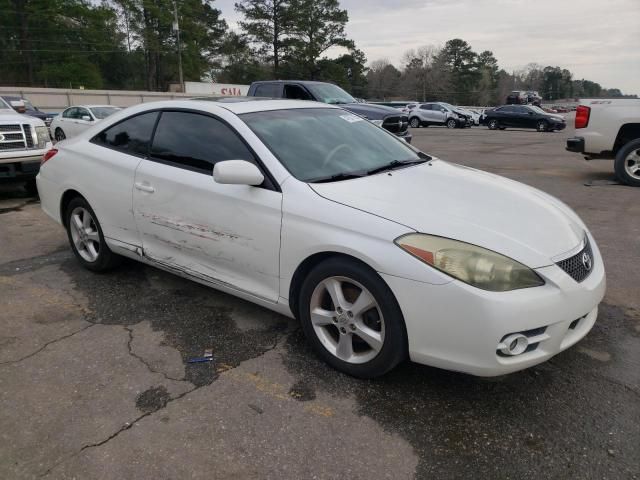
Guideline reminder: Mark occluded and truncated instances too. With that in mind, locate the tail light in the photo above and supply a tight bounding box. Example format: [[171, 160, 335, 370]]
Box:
[[41, 148, 58, 165], [575, 105, 590, 129]]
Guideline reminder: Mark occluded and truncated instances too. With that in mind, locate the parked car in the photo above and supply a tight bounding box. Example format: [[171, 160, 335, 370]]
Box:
[[566, 99, 640, 186], [37, 98, 605, 378], [0, 96, 53, 193], [51, 105, 121, 141], [525, 91, 542, 106], [247, 80, 411, 143], [484, 105, 566, 132], [407, 102, 472, 128], [506, 91, 528, 105], [1, 95, 56, 129]]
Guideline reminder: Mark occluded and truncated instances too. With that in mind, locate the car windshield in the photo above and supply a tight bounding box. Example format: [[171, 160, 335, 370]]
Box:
[[0, 97, 11, 110], [306, 84, 356, 104], [241, 108, 424, 183], [89, 106, 121, 119]]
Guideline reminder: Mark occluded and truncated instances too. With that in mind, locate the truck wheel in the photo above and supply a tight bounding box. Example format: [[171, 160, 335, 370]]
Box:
[[488, 119, 499, 130], [54, 128, 66, 142], [409, 117, 421, 128], [446, 119, 457, 129], [614, 138, 640, 187]]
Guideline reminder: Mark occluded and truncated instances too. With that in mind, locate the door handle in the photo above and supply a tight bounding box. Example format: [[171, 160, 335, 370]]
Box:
[[134, 182, 155, 193]]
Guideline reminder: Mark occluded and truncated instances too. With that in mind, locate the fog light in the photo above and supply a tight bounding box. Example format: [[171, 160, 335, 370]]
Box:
[[499, 334, 529, 356]]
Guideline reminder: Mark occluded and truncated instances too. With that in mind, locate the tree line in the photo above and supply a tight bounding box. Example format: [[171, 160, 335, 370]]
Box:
[[0, 0, 633, 105]]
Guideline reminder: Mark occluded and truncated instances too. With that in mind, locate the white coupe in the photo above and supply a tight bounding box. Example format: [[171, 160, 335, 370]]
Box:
[[50, 105, 121, 141], [37, 99, 606, 378]]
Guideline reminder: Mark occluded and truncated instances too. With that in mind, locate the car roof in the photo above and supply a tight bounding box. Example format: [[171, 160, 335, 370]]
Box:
[[187, 98, 337, 114], [250, 80, 329, 85], [67, 105, 119, 109]]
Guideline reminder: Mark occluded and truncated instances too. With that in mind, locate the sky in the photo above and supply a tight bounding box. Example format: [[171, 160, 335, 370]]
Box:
[[215, 0, 640, 95]]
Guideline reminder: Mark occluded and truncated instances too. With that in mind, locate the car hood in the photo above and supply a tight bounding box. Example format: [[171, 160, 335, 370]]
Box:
[[340, 103, 404, 120], [0, 111, 45, 125], [309, 160, 585, 268]]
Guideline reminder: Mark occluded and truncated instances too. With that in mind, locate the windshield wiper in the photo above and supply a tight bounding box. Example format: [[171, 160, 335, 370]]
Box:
[[308, 172, 366, 183], [366, 158, 429, 176]]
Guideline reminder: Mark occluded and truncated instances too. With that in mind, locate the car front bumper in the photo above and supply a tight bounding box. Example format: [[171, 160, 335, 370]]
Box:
[[0, 157, 41, 181], [380, 233, 606, 376]]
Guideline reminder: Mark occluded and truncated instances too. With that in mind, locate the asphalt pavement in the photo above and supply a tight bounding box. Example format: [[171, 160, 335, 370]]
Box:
[[1, 118, 638, 479]]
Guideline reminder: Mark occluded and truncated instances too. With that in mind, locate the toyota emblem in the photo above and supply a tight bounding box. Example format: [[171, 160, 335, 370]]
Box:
[[582, 252, 592, 271]]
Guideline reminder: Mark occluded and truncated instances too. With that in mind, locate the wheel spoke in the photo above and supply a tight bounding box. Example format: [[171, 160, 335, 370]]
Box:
[[87, 241, 99, 260], [72, 214, 83, 232], [310, 308, 334, 327], [353, 323, 383, 352], [323, 278, 348, 310], [336, 334, 354, 361], [73, 235, 84, 250], [82, 209, 91, 228], [86, 231, 100, 242], [350, 289, 375, 317]]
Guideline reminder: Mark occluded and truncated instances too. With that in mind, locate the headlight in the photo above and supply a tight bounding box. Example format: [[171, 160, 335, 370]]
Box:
[[395, 233, 544, 291], [370, 119, 384, 127], [35, 126, 50, 148]]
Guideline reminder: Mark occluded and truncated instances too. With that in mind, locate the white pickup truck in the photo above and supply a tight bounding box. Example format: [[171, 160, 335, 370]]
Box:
[[566, 99, 640, 186], [0, 96, 52, 193]]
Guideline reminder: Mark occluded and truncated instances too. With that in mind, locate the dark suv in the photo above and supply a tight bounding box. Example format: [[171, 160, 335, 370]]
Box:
[[247, 81, 411, 143]]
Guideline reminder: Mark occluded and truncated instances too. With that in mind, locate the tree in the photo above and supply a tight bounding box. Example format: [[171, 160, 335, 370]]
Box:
[[438, 38, 478, 104], [214, 31, 270, 84], [286, 0, 354, 79], [315, 47, 367, 96], [366, 59, 400, 100], [475, 50, 498, 104], [235, 0, 292, 76]]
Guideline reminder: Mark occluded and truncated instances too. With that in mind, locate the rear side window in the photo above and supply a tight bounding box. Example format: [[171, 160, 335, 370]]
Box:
[[63, 107, 78, 119], [149, 111, 255, 174], [92, 112, 158, 156], [253, 84, 281, 97]]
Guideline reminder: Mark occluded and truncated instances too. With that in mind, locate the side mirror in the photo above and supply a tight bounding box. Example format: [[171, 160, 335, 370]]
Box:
[[213, 160, 264, 186], [81, 115, 92, 121]]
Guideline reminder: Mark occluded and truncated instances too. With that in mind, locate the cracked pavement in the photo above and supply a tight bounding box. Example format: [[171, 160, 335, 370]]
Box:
[[1, 121, 639, 479]]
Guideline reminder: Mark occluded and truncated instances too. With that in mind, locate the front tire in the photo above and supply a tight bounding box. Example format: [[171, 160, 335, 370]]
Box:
[[298, 257, 408, 378], [536, 120, 548, 132], [64, 197, 122, 272], [54, 128, 66, 142], [446, 118, 457, 129], [614, 138, 640, 187], [409, 117, 421, 128]]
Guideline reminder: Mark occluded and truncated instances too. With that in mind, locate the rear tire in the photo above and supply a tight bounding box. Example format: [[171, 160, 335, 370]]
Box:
[[614, 138, 640, 187], [298, 257, 408, 378], [54, 128, 66, 142], [64, 197, 122, 272]]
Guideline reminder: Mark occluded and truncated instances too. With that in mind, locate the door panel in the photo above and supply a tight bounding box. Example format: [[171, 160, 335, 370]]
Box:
[[133, 160, 282, 301]]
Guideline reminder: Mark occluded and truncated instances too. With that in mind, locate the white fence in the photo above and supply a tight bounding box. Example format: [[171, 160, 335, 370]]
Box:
[[0, 86, 219, 113]]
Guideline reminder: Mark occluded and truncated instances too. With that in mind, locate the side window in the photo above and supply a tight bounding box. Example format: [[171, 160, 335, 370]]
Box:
[[501, 106, 514, 113], [283, 84, 312, 100], [63, 107, 77, 119], [77, 108, 91, 120], [92, 111, 158, 156], [419, 104, 430, 111], [149, 111, 255, 174], [254, 84, 281, 98]]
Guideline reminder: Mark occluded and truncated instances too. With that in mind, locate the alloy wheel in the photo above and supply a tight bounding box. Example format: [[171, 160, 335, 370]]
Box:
[[447, 119, 457, 129], [537, 121, 547, 132], [625, 148, 640, 180], [69, 206, 100, 262], [55, 129, 65, 141], [488, 120, 498, 130], [309, 276, 385, 364], [410, 117, 420, 128]]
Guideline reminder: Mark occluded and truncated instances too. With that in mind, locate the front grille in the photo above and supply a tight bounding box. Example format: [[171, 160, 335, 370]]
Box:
[[383, 115, 409, 134], [556, 237, 593, 282], [1, 133, 23, 141], [0, 124, 22, 132], [23, 124, 34, 147], [0, 142, 26, 150]]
